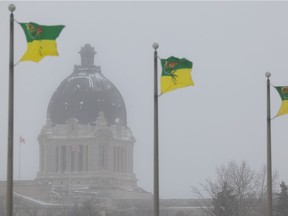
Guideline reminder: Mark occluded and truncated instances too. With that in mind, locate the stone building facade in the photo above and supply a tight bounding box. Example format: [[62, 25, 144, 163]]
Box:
[[37, 45, 138, 193]]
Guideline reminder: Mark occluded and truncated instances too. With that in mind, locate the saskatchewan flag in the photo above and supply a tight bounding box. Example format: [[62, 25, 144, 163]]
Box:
[[20, 22, 65, 62], [160, 56, 194, 94], [275, 86, 288, 117]]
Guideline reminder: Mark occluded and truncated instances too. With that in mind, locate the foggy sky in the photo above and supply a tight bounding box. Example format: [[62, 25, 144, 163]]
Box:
[[1, 1, 288, 199]]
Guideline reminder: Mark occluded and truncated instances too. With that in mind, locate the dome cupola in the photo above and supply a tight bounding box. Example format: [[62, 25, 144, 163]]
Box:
[[47, 44, 127, 126]]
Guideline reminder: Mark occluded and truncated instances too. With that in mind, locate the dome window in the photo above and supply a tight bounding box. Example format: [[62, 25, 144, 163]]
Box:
[[74, 84, 80, 92], [64, 102, 68, 111], [80, 101, 84, 110]]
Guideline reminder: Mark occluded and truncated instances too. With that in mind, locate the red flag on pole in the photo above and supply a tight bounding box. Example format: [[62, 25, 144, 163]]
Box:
[[72, 145, 80, 153], [19, 136, 25, 144]]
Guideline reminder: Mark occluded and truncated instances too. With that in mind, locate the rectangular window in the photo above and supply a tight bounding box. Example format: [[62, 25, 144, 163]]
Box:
[[56, 146, 59, 172], [78, 145, 84, 172], [85, 146, 88, 171], [61, 145, 67, 172], [71, 150, 75, 172]]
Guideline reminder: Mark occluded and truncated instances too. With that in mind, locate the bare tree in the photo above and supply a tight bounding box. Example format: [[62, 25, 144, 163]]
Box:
[[134, 204, 152, 216], [0, 196, 5, 216], [192, 161, 278, 216], [82, 197, 106, 216]]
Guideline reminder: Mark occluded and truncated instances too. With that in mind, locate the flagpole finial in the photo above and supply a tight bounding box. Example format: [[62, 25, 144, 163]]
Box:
[[152, 43, 159, 50], [265, 72, 271, 79], [8, 4, 16, 12]]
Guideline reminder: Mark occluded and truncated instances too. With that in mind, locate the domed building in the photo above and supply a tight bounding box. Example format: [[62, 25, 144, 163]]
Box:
[[0, 44, 201, 216], [36, 44, 145, 198]]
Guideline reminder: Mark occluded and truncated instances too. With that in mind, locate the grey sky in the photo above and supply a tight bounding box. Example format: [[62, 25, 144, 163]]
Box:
[[1, 1, 288, 199]]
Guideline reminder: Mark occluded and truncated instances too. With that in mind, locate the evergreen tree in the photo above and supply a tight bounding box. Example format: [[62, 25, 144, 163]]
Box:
[[275, 181, 288, 216], [212, 182, 238, 216]]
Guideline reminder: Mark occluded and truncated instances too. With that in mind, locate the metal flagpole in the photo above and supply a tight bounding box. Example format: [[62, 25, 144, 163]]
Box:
[[153, 42, 159, 216], [19, 139, 21, 180], [265, 71, 273, 216], [7, 4, 16, 216]]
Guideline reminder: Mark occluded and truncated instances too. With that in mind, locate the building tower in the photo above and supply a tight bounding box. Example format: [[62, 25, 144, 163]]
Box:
[[37, 44, 141, 197]]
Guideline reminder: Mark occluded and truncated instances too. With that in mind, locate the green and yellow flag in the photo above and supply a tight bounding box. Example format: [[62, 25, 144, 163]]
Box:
[[20, 22, 65, 62], [275, 86, 288, 117], [160, 56, 194, 94]]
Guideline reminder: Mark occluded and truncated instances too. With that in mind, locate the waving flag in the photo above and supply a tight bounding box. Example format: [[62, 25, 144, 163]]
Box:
[[275, 86, 288, 117], [20, 22, 65, 62], [160, 56, 194, 94]]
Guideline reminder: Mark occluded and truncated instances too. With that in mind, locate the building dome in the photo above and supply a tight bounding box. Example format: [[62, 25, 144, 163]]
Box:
[[47, 44, 127, 126]]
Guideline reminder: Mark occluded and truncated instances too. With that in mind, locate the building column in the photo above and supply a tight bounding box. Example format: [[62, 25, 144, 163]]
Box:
[[57, 145, 61, 173], [40, 143, 44, 173], [75, 148, 79, 172], [113, 146, 116, 172], [124, 147, 127, 173], [43, 144, 47, 173], [129, 144, 133, 173], [117, 147, 120, 172], [107, 144, 113, 172], [85, 145, 88, 172], [59, 146, 63, 172], [68, 145, 71, 173], [121, 147, 124, 173], [55, 146, 58, 172]]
